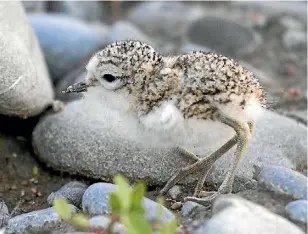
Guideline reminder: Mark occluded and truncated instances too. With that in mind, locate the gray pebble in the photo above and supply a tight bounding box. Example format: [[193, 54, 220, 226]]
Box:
[[195, 195, 304, 234], [255, 165, 307, 200], [285, 200, 307, 223], [0, 201, 9, 228], [47, 181, 88, 208], [181, 201, 206, 218], [168, 185, 182, 200], [82, 183, 175, 224], [6, 206, 78, 234]]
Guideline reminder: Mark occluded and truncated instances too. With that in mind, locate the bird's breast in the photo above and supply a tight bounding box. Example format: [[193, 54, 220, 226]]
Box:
[[139, 101, 184, 131]]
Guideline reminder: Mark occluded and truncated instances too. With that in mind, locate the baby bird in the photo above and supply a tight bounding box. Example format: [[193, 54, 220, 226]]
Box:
[[64, 40, 266, 203]]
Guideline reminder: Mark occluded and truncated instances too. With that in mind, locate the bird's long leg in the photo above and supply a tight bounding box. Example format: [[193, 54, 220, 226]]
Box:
[[193, 120, 254, 198], [160, 131, 238, 195], [185, 114, 251, 204], [160, 112, 252, 204]]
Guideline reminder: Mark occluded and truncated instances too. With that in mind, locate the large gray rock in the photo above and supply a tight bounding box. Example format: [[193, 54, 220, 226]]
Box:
[[195, 195, 304, 234], [32, 88, 307, 190], [0, 1, 54, 117]]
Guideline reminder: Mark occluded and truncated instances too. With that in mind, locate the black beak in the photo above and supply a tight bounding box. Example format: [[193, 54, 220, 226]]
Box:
[[63, 80, 89, 93]]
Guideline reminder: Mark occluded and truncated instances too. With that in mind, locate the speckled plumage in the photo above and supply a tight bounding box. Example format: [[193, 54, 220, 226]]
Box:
[[65, 40, 267, 203], [81, 40, 265, 124]]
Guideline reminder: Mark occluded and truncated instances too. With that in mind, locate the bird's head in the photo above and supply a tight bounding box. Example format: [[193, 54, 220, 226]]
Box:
[[64, 40, 163, 94]]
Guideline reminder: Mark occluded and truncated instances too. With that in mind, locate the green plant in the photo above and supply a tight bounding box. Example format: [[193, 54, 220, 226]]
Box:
[[54, 175, 179, 234]]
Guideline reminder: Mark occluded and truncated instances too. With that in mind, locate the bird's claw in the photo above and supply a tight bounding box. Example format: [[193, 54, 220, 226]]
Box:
[[184, 191, 220, 206]]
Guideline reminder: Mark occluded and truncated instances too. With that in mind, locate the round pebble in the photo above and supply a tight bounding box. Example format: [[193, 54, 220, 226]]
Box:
[[195, 195, 304, 234], [181, 201, 206, 217], [6, 206, 78, 234], [285, 200, 307, 223], [82, 183, 175, 224], [168, 185, 182, 200], [47, 181, 88, 208], [255, 165, 307, 200]]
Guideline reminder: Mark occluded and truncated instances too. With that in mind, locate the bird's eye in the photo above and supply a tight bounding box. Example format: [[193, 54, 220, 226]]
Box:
[[102, 74, 116, 82]]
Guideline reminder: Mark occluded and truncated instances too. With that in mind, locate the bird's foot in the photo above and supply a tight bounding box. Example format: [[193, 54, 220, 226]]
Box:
[[185, 191, 220, 206]]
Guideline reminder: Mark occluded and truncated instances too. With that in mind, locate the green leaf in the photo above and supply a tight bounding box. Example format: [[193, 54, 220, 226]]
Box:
[[129, 183, 146, 215], [109, 193, 122, 214], [158, 219, 178, 234], [53, 199, 72, 221], [70, 214, 90, 228], [114, 174, 131, 209], [125, 213, 152, 234]]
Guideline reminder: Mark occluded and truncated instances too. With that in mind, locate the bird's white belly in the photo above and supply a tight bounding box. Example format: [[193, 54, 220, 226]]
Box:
[[139, 101, 184, 131]]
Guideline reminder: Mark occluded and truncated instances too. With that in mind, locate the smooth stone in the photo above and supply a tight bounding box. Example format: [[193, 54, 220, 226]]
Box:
[[127, 2, 194, 40], [32, 89, 307, 192], [282, 29, 306, 50], [6, 206, 78, 234], [0, 2, 54, 117], [255, 165, 307, 200], [286, 200, 308, 223], [186, 16, 261, 56], [195, 195, 304, 234], [28, 13, 105, 82], [168, 185, 182, 200], [181, 201, 207, 218], [285, 200, 307, 223], [105, 21, 155, 46], [89, 215, 126, 234], [0, 201, 9, 228], [82, 183, 175, 224], [47, 181, 88, 208]]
